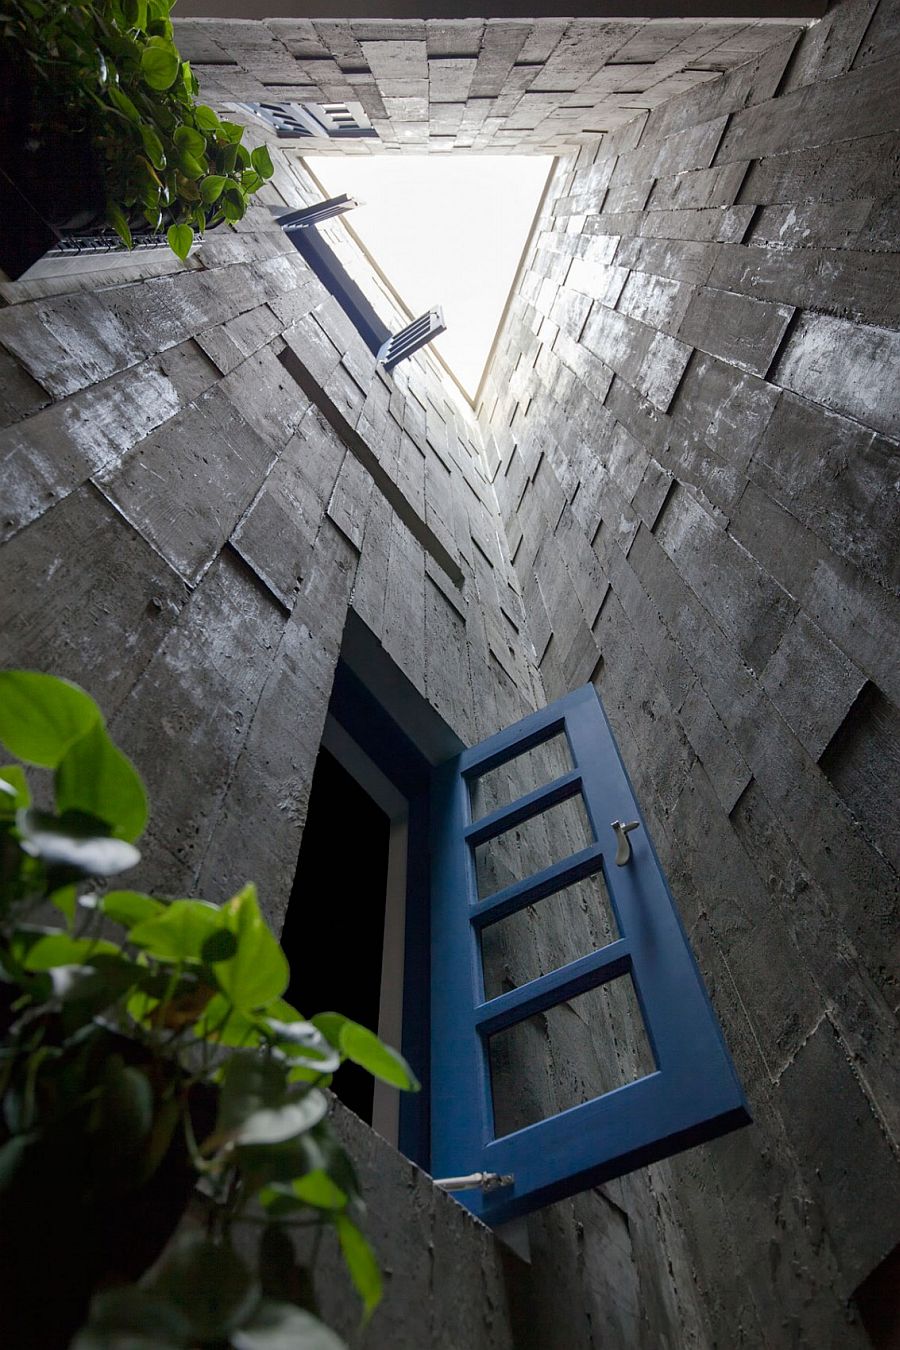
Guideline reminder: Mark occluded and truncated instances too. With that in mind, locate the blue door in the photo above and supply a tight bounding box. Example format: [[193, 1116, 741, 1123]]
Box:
[[430, 684, 749, 1225]]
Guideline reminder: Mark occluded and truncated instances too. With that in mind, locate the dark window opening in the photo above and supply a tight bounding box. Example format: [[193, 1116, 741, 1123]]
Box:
[[855, 1242, 900, 1350], [281, 746, 390, 1125]]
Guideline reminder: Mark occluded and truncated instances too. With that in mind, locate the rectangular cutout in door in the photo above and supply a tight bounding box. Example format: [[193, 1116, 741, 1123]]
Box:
[[488, 974, 656, 1138], [480, 869, 618, 1002], [474, 791, 594, 901], [468, 730, 573, 820]]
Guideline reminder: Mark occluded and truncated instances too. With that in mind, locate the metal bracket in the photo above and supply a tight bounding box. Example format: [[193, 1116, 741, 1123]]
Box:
[[611, 819, 640, 866], [433, 1171, 514, 1193]]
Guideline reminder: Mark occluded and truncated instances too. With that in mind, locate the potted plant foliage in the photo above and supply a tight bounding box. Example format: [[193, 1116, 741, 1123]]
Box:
[[0, 670, 418, 1349], [0, 0, 274, 279]]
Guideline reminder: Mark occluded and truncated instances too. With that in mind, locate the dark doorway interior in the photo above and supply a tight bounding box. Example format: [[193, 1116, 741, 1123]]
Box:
[[281, 745, 390, 1124]]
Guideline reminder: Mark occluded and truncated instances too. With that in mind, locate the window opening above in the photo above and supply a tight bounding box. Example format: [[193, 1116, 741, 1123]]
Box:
[[277, 194, 445, 372], [236, 100, 378, 140]]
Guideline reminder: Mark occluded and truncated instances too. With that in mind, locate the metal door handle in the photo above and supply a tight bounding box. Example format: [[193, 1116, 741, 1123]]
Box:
[[611, 820, 640, 866]]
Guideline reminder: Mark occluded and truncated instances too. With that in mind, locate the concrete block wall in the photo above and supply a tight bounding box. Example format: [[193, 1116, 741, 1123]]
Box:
[[0, 139, 710, 1348], [481, 1, 900, 1342], [173, 15, 806, 154]]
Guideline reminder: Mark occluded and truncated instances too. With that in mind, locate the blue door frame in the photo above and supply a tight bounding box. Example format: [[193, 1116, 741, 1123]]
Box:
[[327, 661, 432, 1165], [430, 684, 750, 1226]]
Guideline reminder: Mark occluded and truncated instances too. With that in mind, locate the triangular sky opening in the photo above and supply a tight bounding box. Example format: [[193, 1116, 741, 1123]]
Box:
[[304, 154, 554, 400]]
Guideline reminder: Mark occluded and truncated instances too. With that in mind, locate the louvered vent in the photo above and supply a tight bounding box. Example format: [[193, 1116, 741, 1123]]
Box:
[[377, 309, 447, 372], [278, 195, 360, 231], [237, 101, 378, 140]]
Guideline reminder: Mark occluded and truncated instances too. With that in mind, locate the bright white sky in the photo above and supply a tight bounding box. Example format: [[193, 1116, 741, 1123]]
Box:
[[305, 155, 554, 397]]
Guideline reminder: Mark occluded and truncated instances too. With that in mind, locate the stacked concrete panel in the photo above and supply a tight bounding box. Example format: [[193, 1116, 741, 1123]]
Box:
[[0, 129, 711, 1347], [481, 1, 900, 1342], [173, 15, 806, 154], [1, 2, 898, 1345]]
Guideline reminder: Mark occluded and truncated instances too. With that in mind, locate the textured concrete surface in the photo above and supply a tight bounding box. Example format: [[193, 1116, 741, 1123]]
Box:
[[1, 2, 898, 1346], [173, 15, 807, 154], [481, 1, 900, 1343]]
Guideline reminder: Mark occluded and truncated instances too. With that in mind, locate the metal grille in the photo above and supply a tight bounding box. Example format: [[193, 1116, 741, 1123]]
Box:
[[47, 230, 176, 258]]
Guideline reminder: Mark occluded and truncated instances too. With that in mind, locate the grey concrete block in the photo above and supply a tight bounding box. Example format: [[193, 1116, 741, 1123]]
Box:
[[0, 344, 51, 426], [0, 360, 182, 544], [109, 549, 289, 896], [581, 305, 692, 412], [781, 0, 879, 91], [0, 484, 187, 713], [821, 683, 900, 876], [715, 56, 900, 164], [773, 312, 900, 440], [97, 388, 276, 587], [671, 351, 778, 471], [678, 287, 794, 379], [749, 392, 900, 592], [761, 611, 868, 763], [326, 445, 373, 553], [654, 484, 796, 673], [778, 1018, 900, 1298]]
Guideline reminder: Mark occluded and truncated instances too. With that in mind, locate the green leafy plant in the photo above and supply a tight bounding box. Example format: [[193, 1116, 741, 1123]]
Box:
[[0, 671, 418, 1349], [2, 0, 275, 261]]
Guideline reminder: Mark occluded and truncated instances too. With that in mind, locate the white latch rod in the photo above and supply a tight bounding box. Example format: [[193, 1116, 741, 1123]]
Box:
[[433, 1171, 514, 1192]]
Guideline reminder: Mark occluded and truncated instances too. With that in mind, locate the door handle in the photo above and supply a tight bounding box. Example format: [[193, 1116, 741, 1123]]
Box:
[[611, 820, 640, 866]]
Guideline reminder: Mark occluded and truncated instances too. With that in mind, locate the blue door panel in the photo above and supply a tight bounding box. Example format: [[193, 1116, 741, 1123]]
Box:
[[430, 684, 749, 1224]]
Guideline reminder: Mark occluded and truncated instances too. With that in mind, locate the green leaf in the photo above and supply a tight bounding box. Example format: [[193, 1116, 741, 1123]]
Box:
[[178, 152, 206, 179], [141, 38, 180, 90], [0, 671, 101, 767], [16, 808, 141, 877], [107, 203, 133, 250], [217, 120, 245, 144], [232, 1301, 349, 1350], [233, 1090, 328, 1146], [72, 1286, 190, 1349], [139, 122, 166, 169], [263, 1168, 347, 1213], [339, 1020, 420, 1091], [261, 1018, 340, 1073], [101, 889, 165, 928], [201, 928, 237, 962], [200, 174, 226, 204], [16, 931, 120, 971], [194, 104, 220, 132], [222, 192, 246, 223], [213, 884, 289, 1011], [238, 1131, 325, 1189], [215, 1052, 287, 1139], [240, 170, 263, 195], [49, 883, 78, 924], [335, 1215, 382, 1321], [250, 144, 274, 180], [0, 764, 30, 814], [173, 124, 205, 157], [108, 81, 141, 124], [219, 143, 239, 175], [166, 222, 193, 261], [312, 1013, 419, 1091], [129, 898, 223, 962], [149, 1233, 260, 1343], [55, 721, 148, 842], [192, 992, 263, 1048]]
